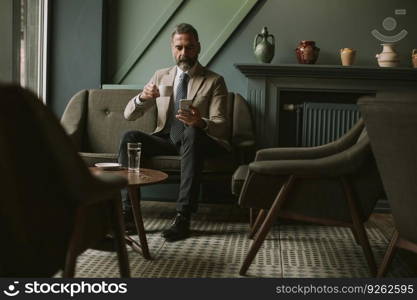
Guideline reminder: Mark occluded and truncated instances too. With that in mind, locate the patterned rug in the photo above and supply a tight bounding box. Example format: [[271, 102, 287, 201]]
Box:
[[67, 201, 414, 278]]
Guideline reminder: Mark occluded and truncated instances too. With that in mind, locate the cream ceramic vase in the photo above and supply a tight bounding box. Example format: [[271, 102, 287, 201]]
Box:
[[340, 48, 356, 66], [412, 49, 417, 68], [376, 43, 399, 67]]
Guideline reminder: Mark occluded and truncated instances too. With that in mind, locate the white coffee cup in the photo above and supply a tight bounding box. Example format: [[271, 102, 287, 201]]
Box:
[[158, 85, 173, 97]]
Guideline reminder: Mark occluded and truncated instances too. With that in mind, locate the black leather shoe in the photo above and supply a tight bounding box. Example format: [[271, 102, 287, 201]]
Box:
[[162, 213, 190, 242]]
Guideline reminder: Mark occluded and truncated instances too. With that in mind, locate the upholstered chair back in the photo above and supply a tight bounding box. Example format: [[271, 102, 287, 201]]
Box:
[[359, 92, 417, 244]]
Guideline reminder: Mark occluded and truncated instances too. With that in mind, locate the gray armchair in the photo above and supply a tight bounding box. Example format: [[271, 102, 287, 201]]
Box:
[[234, 119, 384, 276], [0, 84, 130, 277], [359, 92, 417, 277]]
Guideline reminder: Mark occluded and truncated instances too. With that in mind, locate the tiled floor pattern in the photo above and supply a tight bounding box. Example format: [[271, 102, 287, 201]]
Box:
[[70, 201, 414, 278]]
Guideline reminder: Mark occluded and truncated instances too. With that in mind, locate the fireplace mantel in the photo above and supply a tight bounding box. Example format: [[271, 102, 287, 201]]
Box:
[[235, 63, 417, 83]]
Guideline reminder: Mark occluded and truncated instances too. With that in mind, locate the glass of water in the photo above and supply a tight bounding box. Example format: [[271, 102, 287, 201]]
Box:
[[127, 142, 141, 173]]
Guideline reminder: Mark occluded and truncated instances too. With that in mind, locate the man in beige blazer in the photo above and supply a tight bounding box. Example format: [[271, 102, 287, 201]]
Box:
[[119, 23, 230, 242]]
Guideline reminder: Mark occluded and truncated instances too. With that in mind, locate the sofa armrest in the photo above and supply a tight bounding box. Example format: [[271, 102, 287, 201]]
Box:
[[61, 90, 88, 151], [232, 138, 256, 164]]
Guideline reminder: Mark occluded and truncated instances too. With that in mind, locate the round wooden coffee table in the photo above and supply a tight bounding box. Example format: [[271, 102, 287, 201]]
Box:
[[90, 167, 168, 259]]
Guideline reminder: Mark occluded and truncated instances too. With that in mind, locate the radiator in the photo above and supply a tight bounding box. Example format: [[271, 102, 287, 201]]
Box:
[[301, 102, 361, 147]]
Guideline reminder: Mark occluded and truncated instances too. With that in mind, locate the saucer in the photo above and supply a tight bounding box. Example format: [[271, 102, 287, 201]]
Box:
[[94, 163, 122, 170]]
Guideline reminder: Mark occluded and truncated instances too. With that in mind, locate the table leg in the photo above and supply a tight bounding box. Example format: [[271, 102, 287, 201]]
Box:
[[109, 198, 131, 277], [128, 187, 151, 259]]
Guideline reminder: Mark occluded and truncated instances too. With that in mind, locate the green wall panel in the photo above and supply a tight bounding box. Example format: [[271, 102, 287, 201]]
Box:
[[106, 0, 259, 86], [107, 0, 184, 83]]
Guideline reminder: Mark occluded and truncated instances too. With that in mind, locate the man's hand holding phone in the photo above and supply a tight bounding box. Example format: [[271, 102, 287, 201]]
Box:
[[179, 99, 193, 112], [177, 99, 206, 128]]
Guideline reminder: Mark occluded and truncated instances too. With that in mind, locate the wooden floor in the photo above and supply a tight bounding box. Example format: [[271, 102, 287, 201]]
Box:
[[369, 213, 417, 275]]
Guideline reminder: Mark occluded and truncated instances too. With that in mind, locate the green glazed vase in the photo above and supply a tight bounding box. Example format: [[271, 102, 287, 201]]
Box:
[[253, 27, 275, 63]]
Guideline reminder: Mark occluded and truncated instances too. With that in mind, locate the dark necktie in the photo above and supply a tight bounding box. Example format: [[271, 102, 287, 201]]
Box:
[[170, 72, 189, 144]]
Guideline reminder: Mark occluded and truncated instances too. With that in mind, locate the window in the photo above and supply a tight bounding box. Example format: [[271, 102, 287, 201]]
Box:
[[17, 0, 49, 102]]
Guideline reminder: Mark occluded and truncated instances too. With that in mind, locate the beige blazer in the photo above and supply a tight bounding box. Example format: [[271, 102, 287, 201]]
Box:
[[124, 63, 231, 151]]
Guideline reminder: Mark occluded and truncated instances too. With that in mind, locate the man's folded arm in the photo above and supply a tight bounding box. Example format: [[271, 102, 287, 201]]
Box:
[[124, 73, 158, 120]]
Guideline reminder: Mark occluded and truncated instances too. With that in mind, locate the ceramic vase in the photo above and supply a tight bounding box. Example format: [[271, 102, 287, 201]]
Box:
[[295, 41, 320, 64], [412, 49, 417, 68], [253, 27, 275, 63], [340, 48, 356, 66], [376, 43, 399, 67]]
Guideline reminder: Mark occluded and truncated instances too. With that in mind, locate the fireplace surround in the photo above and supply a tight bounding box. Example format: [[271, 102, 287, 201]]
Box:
[[235, 64, 417, 148]]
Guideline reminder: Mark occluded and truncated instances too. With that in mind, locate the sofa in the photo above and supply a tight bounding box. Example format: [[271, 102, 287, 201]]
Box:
[[61, 89, 255, 201]]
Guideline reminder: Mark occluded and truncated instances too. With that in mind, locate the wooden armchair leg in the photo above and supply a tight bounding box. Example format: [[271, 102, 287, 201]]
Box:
[[353, 219, 377, 276], [240, 176, 295, 276], [249, 208, 257, 228], [341, 177, 377, 276], [109, 197, 131, 278], [249, 209, 267, 239], [377, 230, 399, 278]]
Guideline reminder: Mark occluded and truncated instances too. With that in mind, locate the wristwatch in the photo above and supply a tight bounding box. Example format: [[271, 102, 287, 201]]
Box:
[[135, 94, 143, 105]]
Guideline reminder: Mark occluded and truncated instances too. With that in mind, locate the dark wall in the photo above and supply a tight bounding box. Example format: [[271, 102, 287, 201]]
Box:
[[48, 0, 103, 117]]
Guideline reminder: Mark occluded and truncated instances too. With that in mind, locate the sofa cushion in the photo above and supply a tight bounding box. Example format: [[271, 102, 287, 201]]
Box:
[[85, 89, 157, 153], [80, 152, 237, 174], [145, 154, 237, 173]]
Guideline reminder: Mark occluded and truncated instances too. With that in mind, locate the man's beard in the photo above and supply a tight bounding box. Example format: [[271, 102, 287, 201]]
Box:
[[176, 56, 197, 71]]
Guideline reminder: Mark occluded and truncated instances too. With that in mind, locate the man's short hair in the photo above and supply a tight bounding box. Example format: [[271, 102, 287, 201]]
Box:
[[171, 23, 199, 41]]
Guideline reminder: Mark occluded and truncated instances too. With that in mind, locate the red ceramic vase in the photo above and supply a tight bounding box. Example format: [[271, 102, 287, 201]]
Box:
[[295, 40, 320, 64]]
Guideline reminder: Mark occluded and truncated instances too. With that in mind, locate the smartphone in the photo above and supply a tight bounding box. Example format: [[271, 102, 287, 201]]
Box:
[[179, 99, 193, 112]]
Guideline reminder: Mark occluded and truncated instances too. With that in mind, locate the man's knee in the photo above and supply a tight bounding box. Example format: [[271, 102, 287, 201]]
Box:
[[121, 130, 146, 144], [182, 126, 204, 144]]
